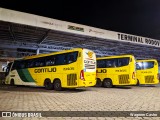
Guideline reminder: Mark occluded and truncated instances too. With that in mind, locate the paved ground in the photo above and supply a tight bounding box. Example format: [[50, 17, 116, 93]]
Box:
[[0, 84, 160, 120]]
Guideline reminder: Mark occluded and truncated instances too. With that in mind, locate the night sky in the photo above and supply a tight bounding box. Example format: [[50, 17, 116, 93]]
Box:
[[1, 0, 160, 40]]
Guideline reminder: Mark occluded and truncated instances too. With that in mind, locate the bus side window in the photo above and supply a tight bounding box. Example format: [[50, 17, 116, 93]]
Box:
[[54, 51, 78, 65], [40, 58, 45, 66], [106, 59, 116, 68], [35, 60, 40, 67], [20, 62, 25, 69], [107, 61, 112, 67], [148, 62, 154, 68], [45, 57, 50, 66], [64, 53, 73, 64], [26, 60, 34, 68], [64, 55, 68, 64], [136, 63, 140, 70], [69, 55, 74, 63], [69, 51, 78, 63], [46, 56, 56, 66], [118, 58, 129, 67], [97, 60, 106, 68], [11, 61, 18, 70]]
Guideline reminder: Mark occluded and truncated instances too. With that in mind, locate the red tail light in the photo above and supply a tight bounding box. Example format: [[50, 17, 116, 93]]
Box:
[[132, 72, 135, 79], [80, 70, 85, 80]]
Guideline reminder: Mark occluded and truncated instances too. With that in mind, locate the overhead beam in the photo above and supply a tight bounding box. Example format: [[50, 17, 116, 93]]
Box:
[[38, 30, 51, 44]]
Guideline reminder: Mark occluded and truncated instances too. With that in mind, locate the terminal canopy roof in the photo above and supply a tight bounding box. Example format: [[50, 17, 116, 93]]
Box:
[[0, 8, 160, 63]]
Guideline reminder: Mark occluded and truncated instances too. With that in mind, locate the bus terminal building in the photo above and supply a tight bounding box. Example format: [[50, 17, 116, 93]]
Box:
[[0, 7, 160, 64]]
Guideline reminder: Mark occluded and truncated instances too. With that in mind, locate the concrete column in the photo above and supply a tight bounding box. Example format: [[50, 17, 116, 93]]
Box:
[[36, 48, 40, 55]]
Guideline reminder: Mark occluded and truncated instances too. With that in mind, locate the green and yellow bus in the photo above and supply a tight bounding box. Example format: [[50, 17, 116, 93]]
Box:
[[96, 55, 137, 88], [136, 59, 159, 85], [5, 48, 97, 90]]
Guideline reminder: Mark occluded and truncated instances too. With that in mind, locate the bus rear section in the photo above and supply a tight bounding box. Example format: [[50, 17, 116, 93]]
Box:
[[136, 59, 159, 85], [79, 49, 96, 87], [96, 55, 137, 88]]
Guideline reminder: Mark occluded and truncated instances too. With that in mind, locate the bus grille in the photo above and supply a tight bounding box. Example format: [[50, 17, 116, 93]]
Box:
[[118, 74, 130, 84], [67, 74, 77, 86], [145, 75, 154, 83]]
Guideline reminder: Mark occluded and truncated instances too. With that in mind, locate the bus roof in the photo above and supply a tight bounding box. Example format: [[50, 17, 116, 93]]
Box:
[[97, 54, 134, 60], [136, 59, 157, 62], [20, 48, 92, 60]]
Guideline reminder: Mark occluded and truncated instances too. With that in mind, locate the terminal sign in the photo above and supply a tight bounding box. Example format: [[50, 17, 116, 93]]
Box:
[[117, 33, 160, 47]]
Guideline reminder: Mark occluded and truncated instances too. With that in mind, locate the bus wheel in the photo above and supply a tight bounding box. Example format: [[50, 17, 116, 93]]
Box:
[[53, 79, 62, 91], [103, 79, 113, 88], [44, 79, 53, 90], [10, 79, 15, 86], [95, 78, 102, 87]]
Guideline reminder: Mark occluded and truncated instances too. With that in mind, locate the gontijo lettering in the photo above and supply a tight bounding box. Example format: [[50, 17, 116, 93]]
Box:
[[34, 68, 56, 73], [84, 60, 96, 64]]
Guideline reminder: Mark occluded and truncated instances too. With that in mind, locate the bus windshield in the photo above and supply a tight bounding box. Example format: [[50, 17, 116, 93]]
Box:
[[136, 61, 154, 70]]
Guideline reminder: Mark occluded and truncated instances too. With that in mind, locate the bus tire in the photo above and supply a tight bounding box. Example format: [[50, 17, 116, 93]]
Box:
[[95, 78, 102, 87], [10, 79, 15, 86], [44, 79, 53, 90], [53, 79, 62, 91], [103, 79, 113, 88]]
